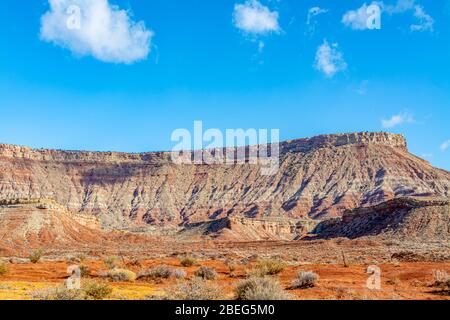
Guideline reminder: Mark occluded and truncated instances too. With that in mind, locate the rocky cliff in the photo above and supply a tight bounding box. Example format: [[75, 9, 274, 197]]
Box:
[[0, 132, 449, 229], [311, 197, 450, 240]]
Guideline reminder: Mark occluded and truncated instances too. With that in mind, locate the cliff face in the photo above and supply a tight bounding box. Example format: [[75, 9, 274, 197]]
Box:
[[0, 132, 448, 228], [312, 197, 450, 240]]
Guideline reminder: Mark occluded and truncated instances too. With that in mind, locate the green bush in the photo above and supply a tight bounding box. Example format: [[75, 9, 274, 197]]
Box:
[[195, 266, 217, 280], [235, 277, 293, 300]]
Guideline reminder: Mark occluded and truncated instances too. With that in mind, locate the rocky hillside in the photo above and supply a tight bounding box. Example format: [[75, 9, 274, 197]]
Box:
[[311, 197, 450, 240], [0, 132, 449, 228]]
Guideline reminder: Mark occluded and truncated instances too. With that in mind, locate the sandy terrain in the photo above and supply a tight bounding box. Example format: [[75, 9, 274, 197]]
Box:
[[0, 259, 449, 300]]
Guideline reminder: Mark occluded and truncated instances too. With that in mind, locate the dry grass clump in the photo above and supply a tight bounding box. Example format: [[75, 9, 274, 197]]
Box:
[[0, 259, 8, 276], [195, 266, 217, 280], [166, 277, 222, 300], [126, 258, 142, 267], [82, 280, 113, 300], [30, 286, 84, 300], [29, 248, 45, 264], [137, 265, 174, 281], [291, 271, 319, 289], [386, 277, 401, 286], [79, 265, 90, 277], [172, 269, 187, 279], [432, 270, 450, 294], [248, 258, 286, 277], [235, 277, 293, 300], [225, 260, 238, 277], [30, 280, 112, 300], [103, 256, 119, 270], [137, 265, 187, 281], [107, 268, 136, 282], [180, 256, 197, 267]]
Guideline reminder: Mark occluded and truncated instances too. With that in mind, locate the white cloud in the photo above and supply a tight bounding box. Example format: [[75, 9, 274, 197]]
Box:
[[40, 0, 153, 64], [314, 40, 347, 78], [384, 0, 415, 14], [381, 112, 414, 128], [307, 7, 328, 25], [306, 6, 328, 34], [410, 5, 434, 32], [342, 3, 374, 30], [233, 0, 280, 35], [440, 140, 450, 151], [384, 0, 434, 32], [343, 1, 434, 32]]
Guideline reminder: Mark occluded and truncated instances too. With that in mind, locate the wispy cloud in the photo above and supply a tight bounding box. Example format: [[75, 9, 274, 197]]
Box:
[[410, 5, 434, 32], [440, 140, 450, 151], [342, 3, 378, 30], [233, 0, 280, 35], [384, 0, 415, 14], [385, 0, 434, 32], [40, 0, 153, 64], [381, 112, 414, 128], [306, 7, 328, 35], [314, 40, 347, 78], [356, 80, 369, 95], [343, 0, 434, 32]]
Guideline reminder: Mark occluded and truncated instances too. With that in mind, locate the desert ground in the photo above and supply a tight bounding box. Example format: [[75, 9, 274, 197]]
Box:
[[1, 240, 449, 300]]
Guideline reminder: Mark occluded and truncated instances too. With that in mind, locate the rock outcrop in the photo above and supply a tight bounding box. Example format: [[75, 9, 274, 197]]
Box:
[[179, 216, 316, 241], [0, 132, 449, 228], [311, 197, 450, 240]]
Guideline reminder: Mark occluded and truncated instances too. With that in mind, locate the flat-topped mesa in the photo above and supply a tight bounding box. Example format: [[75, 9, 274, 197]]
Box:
[[280, 132, 407, 154], [0, 132, 407, 163]]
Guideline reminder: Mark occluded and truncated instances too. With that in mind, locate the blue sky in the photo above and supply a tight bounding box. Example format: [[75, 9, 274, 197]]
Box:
[[0, 0, 449, 170]]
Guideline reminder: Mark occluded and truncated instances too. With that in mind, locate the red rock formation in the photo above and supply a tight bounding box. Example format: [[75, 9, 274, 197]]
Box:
[[0, 132, 448, 228]]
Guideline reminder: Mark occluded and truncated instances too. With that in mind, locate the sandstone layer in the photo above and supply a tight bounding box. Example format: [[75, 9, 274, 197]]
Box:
[[0, 132, 449, 229], [311, 197, 450, 240]]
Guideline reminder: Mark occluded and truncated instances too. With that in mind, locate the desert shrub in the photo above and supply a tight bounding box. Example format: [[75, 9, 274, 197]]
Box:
[[180, 256, 197, 267], [291, 271, 319, 289], [30, 286, 84, 300], [82, 280, 113, 300], [138, 265, 188, 281], [235, 277, 292, 300], [29, 248, 45, 264], [103, 256, 119, 270], [432, 270, 450, 288], [248, 258, 286, 277], [79, 265, 90, 277], [386, 277, 401, 285], [226, 261, 238, 273], [0, 259, 8, 276], [166, 277, 222, 300], [195, 266, 217, 280], [127, 258, 142, 267], [107, 268, 136, 282], [172, 269, 187, 279], [138, 265, 173, 280]]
